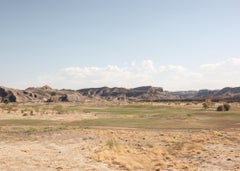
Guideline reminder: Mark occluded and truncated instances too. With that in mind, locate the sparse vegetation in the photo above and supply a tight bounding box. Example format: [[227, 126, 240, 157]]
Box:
[[217, 103, 231, 111], [171, 141, 187, 150], [2, 103, 17, 113], [3, 99, 9, 104], [202, 99, 212, 109], [0, 102, 239, 130], [106, 139, 118, 149], [0, 102, 239, 171], [217, 105, 224, 111], [53, 104, 64, 114], [223, 103, 231, 111]]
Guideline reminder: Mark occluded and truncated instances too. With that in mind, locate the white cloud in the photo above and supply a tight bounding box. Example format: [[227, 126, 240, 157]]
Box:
[[140, 60, 157, 73], [201, 58, 240, 71], [198, 58, 240, 89], [13, 58, 240, 91]]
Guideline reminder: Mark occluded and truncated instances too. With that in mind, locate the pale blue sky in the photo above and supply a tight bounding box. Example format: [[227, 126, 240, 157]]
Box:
[[1, 0, 240, 90]]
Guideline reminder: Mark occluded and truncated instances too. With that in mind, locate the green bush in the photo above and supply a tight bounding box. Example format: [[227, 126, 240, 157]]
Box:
[[223, 103, 231, 111], [217, 103, 231, 111], [217, 105, 224, 111]]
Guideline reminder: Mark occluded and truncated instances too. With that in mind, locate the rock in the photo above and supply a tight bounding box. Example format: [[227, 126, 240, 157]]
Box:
[[78, 86, 179, 102], [2, 84, 240, 103], [0, 86, 86, 103]]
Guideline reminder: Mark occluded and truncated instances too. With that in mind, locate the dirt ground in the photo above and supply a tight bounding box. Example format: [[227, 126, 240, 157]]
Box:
[[0, 103, 240, 171], [0, 128, 239, 171]]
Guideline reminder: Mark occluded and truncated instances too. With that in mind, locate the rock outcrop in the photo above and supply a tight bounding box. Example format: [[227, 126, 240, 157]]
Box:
[[1, 85, 240, 103], [171, 91, 198, 99], [78, 86, 179, 102], [0, 86, 85, 103], [0, 86, 18, 102], [173, 87, 240, 101]]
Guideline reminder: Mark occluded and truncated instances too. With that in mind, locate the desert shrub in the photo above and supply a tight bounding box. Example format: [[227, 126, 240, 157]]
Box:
[[53, 105, 64, 114], [33, 106, 40, 113], [171, 141, 186, 150], [174, 101, 180, 105], [223, 103, 231, 111], [217, 103, 231, 111], [106, 139, 118, 149], [217, 105, 224, 111], [21, 108, 26, 113], [193, 101, 199, 105], [202, 102, 208, 109], [30, 110, 34, 115], [3, 99, 9, 104], [202, 99, 212, 109], [3, 104, 15, 113]]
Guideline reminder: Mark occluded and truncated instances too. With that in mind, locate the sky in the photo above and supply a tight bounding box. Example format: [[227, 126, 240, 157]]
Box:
[[1, 0, 240, 91]]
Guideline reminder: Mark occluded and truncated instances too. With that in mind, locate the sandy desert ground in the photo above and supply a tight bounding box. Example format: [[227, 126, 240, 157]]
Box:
[[0, 102, 239, 171]]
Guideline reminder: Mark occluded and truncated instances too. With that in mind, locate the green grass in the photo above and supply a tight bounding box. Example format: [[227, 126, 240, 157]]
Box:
[[1, 103, 240, 132], [83, 105, 195, 116], [69, 105, 240, 129], [106, 139, 118, 149], [0, 119, 57, 126]]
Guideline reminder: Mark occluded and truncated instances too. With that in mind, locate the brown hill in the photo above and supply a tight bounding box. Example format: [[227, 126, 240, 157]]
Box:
[[1, 85, 240, 103], [191, 87, 240, 101], [78, 86, 179, 102], [0, 85, 85, 103]]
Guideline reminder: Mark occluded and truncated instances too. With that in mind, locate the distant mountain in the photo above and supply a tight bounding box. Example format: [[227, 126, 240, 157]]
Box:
[[175, 87, 240, 101], [1, 85, 240, 103], [193, 89, 218, 99], [78, 86, 179, 102], [0, 85, 85, 103], [171, 91, 198, 99], [215, 87, 240, 96]]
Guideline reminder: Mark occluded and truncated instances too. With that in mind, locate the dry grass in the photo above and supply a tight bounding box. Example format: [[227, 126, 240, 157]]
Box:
[[0, 102, 240, 170]]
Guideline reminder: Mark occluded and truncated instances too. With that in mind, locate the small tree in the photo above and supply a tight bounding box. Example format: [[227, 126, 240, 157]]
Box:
[[217, 105, 224, 111], [216, 103, 231, 111], [3, 99, 9, 104], [202, 99, 212, 109], [223, 103, 231, 111], [202, 102, 208, 109]]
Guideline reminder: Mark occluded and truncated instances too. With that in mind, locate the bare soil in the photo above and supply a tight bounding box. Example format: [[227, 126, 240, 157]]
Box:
[[0, 103, 239, 171], [0, 128, 239, 171]]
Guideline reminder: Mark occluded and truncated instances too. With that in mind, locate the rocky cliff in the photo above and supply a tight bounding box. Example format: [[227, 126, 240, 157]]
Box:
[[0, 85, 85, 103], [173, 87, 240, 101], [78, 86, 179, 101], [1, 85, 240, 103]]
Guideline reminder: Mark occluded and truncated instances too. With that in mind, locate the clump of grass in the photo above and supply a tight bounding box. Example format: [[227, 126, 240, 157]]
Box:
[[2, 103, 17, 113], [33, 106, 40, 113], [193, 101, 199, 105], [21, 108, 34, 116], [202, 99, 212, 110], [171, 141, 186, 150], [146, 142, 154, 148], [3, 99, 9, 104], [174, 101, 181, 105], [53, 105, 64, 114], [106, 139, 118, 149], [83, 109, 91, 113], [30, 110, 34, 115]]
